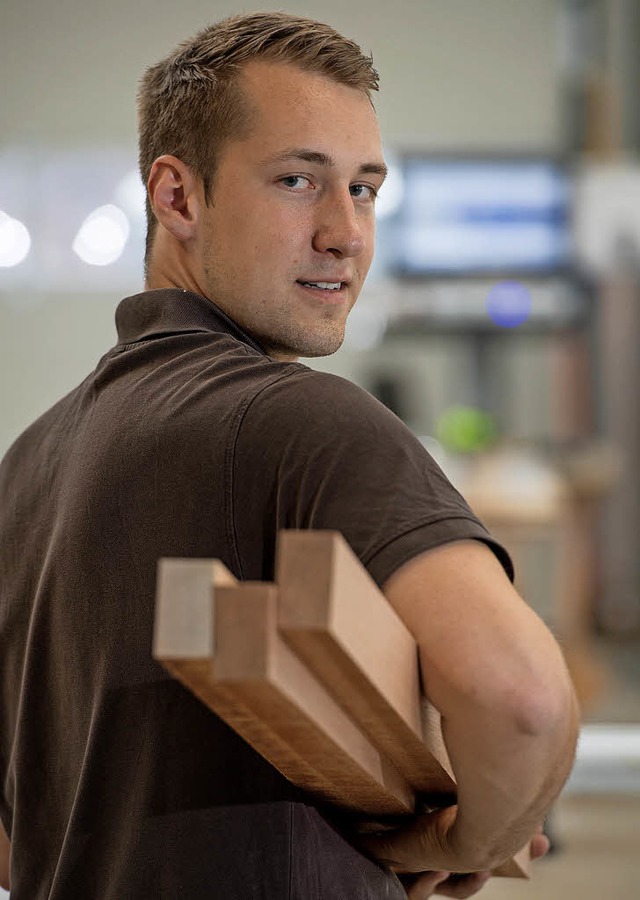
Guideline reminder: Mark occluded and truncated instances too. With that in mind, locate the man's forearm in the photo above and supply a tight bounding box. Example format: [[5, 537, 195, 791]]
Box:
[[377, 539, 581, 875], [438, 662, 579, 870], [370, 635, 580, 876]]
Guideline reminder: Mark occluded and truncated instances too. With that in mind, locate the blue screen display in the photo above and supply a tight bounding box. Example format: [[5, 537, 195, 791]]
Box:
[[391, 159, 572, 276]]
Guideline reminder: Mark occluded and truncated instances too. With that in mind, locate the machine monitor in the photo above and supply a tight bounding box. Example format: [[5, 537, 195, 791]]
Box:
[[389, 157, 573, 278]]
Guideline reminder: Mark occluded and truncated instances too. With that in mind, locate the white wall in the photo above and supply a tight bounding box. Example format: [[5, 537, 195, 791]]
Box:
[[1, 0, 560, 148]]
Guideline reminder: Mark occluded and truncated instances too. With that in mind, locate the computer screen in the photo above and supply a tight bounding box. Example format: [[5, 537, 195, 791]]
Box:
[[389, 157, 573, 277]]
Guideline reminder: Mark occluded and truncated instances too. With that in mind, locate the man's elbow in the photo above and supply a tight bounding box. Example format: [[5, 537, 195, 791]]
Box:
[[511, 665, 580, 751]]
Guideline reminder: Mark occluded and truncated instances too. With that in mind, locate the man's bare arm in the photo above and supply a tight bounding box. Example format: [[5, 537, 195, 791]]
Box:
[[362, 539, 579, 874], [0, 818, 10, 891]]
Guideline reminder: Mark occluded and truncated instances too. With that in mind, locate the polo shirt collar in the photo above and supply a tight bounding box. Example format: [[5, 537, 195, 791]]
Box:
[[115, 288, 266, 355]]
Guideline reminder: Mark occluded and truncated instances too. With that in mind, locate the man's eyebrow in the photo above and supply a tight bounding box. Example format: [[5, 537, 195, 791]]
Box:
[[261, 147, 388, 180]]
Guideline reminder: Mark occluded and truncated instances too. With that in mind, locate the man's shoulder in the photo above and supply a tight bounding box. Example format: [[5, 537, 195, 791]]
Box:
[[0, 383, 83, 481], [248, 363, 393, 421], [238, 362, 415, 454]]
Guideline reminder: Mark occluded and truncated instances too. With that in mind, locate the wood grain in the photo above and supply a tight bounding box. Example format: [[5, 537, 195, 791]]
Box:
[[213, 582, 414, 815], [153, 561, 413, 815], [276, 529, 456, 793]]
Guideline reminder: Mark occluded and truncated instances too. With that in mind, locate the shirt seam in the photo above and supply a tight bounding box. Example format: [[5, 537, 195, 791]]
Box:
[[361, 513, 491, 567], [115, 329, 213, 351]]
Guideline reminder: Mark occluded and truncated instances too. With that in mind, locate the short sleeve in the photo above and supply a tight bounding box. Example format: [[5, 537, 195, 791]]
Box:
[[230, 367, 513, 586]]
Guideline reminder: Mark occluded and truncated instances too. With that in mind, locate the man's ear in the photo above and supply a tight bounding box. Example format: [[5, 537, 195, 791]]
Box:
[[147, 155, 201, 243]]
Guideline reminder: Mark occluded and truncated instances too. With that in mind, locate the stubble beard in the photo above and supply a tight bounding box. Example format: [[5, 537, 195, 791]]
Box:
[[202, 251, 350, 360], [255, 303, 348, 361]]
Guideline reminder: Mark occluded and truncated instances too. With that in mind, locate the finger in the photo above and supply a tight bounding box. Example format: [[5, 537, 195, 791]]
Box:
[[361, 806, 458, 871], [530, 832, 551, 860], [434, 872, 493, 898], [405, 871, 451, 899]]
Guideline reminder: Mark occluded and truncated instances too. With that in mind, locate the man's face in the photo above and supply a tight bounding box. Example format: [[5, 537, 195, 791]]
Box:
[[196, 60, 386, 361]]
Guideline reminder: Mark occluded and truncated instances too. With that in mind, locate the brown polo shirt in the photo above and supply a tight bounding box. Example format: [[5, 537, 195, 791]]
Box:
[[0, 289, 512, 898]]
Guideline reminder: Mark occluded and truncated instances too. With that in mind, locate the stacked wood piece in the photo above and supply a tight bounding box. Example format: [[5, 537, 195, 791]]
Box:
[[153, 530, 530, 879]]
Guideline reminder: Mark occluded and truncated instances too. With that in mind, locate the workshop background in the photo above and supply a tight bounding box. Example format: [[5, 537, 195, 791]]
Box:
[[1, 0, 639, 896]]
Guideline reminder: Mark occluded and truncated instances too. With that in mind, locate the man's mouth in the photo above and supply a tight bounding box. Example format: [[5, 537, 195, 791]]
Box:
[[298, 280, 344, 291]]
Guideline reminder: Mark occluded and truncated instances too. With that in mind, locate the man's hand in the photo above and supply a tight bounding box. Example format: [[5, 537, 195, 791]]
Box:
[[401, 870, 491, 899], [361, 806, 460, 875], [397, 824, 550, 899]]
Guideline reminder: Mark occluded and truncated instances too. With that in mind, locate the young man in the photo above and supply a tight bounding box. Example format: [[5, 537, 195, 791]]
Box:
[[0, 12, 578, 899]]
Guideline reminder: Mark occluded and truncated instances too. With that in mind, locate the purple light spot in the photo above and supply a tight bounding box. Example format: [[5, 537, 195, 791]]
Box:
[[486, 281, 532, 328]]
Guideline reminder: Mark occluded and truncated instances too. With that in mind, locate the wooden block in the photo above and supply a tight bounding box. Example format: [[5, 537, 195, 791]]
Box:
[[275, 530, 529, 879], [153, 560, 319, 791], [213, 582, 414, 816], [152, 557, 239, 710], [276, 530, 455, 793], [153, 563, 413, 815], [492, 844, 531, 878], [420, 698, 454, 787]]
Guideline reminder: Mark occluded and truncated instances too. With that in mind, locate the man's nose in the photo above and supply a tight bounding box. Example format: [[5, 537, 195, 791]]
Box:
[[312, 190, 366, 258]]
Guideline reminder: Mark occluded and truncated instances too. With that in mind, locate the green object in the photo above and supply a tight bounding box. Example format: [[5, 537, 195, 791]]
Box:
[[436, 406, 497, 454]]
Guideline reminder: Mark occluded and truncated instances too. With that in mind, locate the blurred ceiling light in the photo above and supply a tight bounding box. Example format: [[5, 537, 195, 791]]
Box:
[[115, 170, 147, 220], [375, 160, 403, 219], [73, 204, 130, 266], [0, 210, 31, 267]]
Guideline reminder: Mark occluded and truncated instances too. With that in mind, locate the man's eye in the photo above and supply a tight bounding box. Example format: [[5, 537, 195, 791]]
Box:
[[350, 184, 376, 200], [280, 175, 311, 189]]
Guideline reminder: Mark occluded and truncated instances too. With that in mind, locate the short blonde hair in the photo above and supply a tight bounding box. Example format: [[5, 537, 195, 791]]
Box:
[[137, 11, 379, 269]]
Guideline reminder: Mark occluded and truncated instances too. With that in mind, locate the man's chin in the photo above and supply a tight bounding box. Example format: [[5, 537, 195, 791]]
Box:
[[297, 343, 343, 360], [263, 328, 346, 362], [292, 333, 346, 361]]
